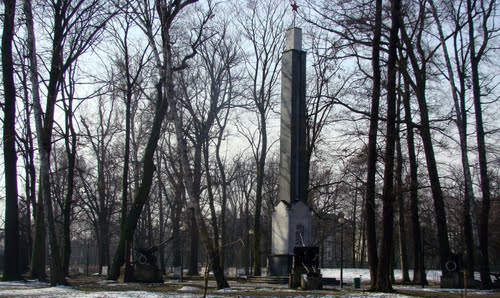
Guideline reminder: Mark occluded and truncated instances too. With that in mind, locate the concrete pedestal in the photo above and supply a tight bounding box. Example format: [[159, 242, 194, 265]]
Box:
[[271, 201, 312, 255], [270, 201, 313, 276]]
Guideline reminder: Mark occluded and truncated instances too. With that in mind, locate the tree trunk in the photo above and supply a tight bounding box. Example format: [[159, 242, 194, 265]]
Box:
[[173, 133, 228, 289], [428, 0, 476, 279], [204, 140, 220, 254], [170, 182, 183, 268], [2, 0, 20, 282], [40, 148, 67, 285], [146, 201, 154, 247], [108, 78, 170, 280], [169, 70, 228, 289], [364, 0, 382, 288], [396, 136, 410, 283], [253, 110, 267, 277], [62, 149, 75, 276], [192, 203, 229, 288], [351, 183, 358, 267], [23, 0, 47, 280], [97, 154, 110, 274], [157, 154, 166, 273], [22, 88, 37, 270], [467, 0, 492, 289], [62, 79, 78, 276], [188, 208, 200, 275], [214, 101, 231, 269], [395, 89, 410, 283], [245, 193, 251, 275], [120, 42, 133, 281], [24, 0, 67, 285], [399, 8, 451, 274], [359, 206, 366, 268], [98, 219, 110, 273], [401, 72, 424, 285], [29, 181, 47, 280], [375, 0, 400, 291]]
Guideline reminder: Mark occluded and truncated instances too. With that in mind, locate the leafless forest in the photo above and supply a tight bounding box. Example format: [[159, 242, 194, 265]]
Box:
[[1, 0, 499, 292]]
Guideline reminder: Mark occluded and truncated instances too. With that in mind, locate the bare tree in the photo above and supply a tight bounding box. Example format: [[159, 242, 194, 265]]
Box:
[[366, 0, 382, 288], [24, 0, 116, 284], [428, 0, 477, 280], [466, 0, 497, 288], [236, 0, 287, 276], [395, 84, 410, 283], [399, 0, 451, 274], [177, 21, 240, 272], [81, 94, 121, 275], [107, 7, 152, 279], [160, 143, 186, 269], [303, 0, 387, 287], [16, 52, 39, 278], [227, 156, 256, 274], [375, 0, 401, 292], [2, 0, 21, 281], [305, 28, 354, 203], [59, 63, 79, 275], [399, 64, 425, 285], [167, 19, 232, 290], [107, 1, 228, 287], [23, 0, 47, 280]]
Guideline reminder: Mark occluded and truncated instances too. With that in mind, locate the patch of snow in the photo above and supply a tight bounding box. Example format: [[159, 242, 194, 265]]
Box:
[[0, 286, 78, 297], [320, 268, 479, 284], [178, 286, 201, 292], [397, 285, 498, 296], [214, 287, 244, 293], [337, 294, 411, 298], [0, 280, 50, 289], [255, 287, 275, 291], [97, 280, 119, 285]]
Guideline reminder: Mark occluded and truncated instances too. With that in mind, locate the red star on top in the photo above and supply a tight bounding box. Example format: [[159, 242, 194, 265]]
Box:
[[291, 1, 299, 12]]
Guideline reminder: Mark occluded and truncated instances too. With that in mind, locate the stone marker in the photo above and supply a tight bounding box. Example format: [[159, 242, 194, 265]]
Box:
[[228, 267, 237, 277], [173, 266, 182, 278]]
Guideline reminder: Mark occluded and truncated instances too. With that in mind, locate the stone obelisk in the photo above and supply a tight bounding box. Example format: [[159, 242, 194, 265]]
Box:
[[269, 27, 312, 276]]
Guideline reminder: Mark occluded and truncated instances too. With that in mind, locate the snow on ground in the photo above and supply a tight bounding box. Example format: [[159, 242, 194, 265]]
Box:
[[178, 286, 203, 292], [0, 279, 408, 298], [0, 269, 495, 297], [321, 268, 443, 284], [0, 284, 414, 298]]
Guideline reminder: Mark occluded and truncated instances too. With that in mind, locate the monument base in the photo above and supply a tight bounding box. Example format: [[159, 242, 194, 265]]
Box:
[[268, 254, 293, 276]]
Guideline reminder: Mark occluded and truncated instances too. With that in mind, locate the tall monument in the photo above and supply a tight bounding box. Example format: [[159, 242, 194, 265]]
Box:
[[269, 27, 313, 276]]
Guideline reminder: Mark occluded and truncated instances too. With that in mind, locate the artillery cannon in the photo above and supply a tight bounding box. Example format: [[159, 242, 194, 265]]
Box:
[[133, 237, 172, 283], [289, 246, 322, 290]]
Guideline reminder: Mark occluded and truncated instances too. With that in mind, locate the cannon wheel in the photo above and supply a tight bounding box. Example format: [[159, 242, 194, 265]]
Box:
[[138, 254, 147, 265]]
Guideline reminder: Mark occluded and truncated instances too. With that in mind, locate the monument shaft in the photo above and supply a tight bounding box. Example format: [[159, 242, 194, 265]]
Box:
[[279, 29, 307, 205], [269, 27, 312, 276]]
